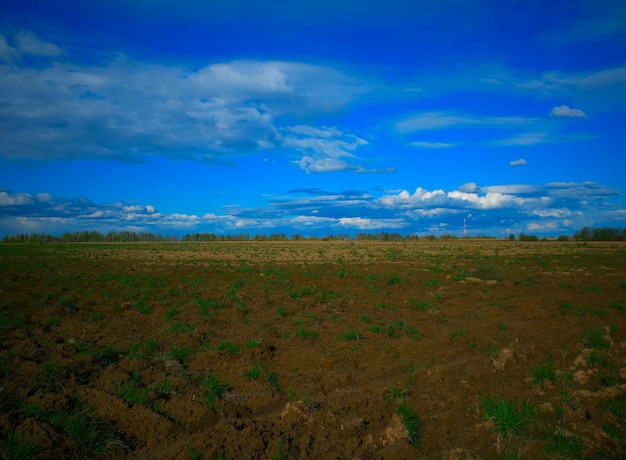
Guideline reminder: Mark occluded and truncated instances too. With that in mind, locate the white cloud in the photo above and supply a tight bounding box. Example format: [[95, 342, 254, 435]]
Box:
[[396, 112, 535, 133], [282, 127, 366, 160], [396, 113, 473, 132], [458, 182, 479, 193], [518, 66, 626, 107], [0, 34, 18, 62], [15, 31, 63, 57], [123, 205, 149, 213], [509, 158, 527, 166], [294, 156, 356, 173], [36, 192, 54, 202], [1, 181, 624, 237], [531, 208, 573, 218], [550, 105, 586, 118], [338, 217, 407, 230], [0, 191, 34, 206], [495, 132, 548, 146], [527, 221, 560, 231], [376, 186, 526, 211], [447, 190, 524, 209], [410, 141, 455, 148], [0, 39, 375, 171], [287, 125, 343, 138], [481, 184, 537, 194]]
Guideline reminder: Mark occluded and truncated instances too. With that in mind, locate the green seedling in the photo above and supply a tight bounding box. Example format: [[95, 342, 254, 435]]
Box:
[[339, 330, 362, 341], [200, 375, 231, 409], [216, 341, 240, 356], [244, 361, 263, 380], [450, 328, 467, 339], [167, 345, 193, 365], [295, 329, 317, 339], [245, 338, 261, 349]]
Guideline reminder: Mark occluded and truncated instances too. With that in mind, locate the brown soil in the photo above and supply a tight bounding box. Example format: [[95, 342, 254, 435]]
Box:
[[1, 241, 625, 459]]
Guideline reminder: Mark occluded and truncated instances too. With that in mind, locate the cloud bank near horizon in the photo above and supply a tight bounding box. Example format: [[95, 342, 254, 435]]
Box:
[[1, 181, 623, 237]]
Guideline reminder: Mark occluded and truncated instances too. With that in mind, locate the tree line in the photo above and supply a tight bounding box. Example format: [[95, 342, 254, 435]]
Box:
[[2, 227, 625, 244]]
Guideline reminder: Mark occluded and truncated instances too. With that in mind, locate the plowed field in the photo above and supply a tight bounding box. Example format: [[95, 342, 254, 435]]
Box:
[[1, 241, 625, 459]]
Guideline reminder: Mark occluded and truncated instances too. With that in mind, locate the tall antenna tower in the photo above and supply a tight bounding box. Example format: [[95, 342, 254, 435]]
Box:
[[463, 216, 467, 238]]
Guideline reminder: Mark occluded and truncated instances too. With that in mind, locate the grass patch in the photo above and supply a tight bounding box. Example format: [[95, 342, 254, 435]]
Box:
[[396, 404, 420, 447], [128, 338, 158, 358], [295, 329, 318, 339], [586, 349, 615, 370], [115, 380, 151, 405], [583, 328, 610, 350], [36, 360, 65, 392], [216, 341, 240, 356], [95, 345, 120, 367], [50, 409, 108, 452], [480, 397, 534, 436], [244, 361, 263, 380], [385, 385, 408, 403], [409, 298, 432, 311], [531, 362, 558, 387], [544, 431, 585, 459], [450, 328, 467, 339], [167, 345, 193, 365], [339, 330, 362, 341], [265, 371, 281, 393], [85, 311, 104, 325], [386, 274, 403, 285], [0, 431, 41, 459], [200, 375, 231, 409], [602, 392, 626, 418]]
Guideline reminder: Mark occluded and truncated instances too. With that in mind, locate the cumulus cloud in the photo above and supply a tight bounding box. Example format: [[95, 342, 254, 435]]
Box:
[[1, 181, 624, 237], [550, 105, 586, 118], [0, 191, 34, 206], [0, 32, 381, 172], [283, 125, 374, 173], [458, 182, 479, 193], [509, 158, 527, 166], [376, 185, 528, 211]]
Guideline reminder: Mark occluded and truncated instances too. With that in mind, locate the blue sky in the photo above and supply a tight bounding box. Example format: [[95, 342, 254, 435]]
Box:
[[1, 0, 625, 237]]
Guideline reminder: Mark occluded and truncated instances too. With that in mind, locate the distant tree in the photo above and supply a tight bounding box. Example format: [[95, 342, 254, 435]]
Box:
[[518, 233, 538, 242]]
